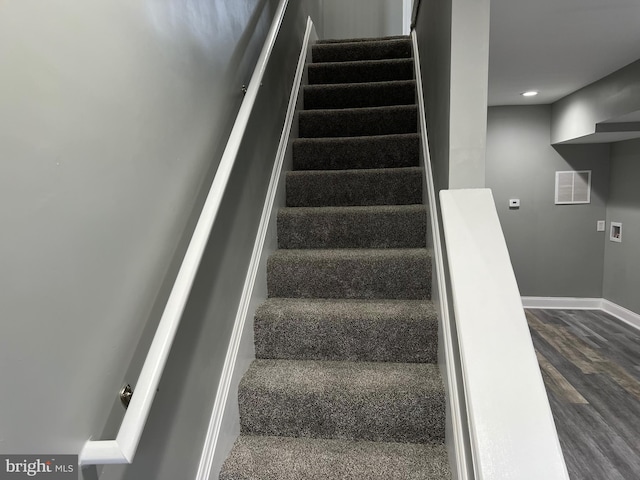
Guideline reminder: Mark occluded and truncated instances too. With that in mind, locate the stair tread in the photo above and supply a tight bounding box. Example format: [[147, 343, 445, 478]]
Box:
[[305, 79, 415, 89], [220, 435, 451, 480], [316, 38, 411, 47], [238, 359, 445, 443], [304, 80, 415, 110], [242, 358, 443, 392], [318, 35, 409, 44], [299, 105, 417, 138], [279, 203, 426, 214], [312, 38, 412, 63], [292, 133, 419, 171], [287, 165, 422, 177], [304, 80, 416, 110], [290, 155, 421, 171], [269, 247, 430, 260], [254, 298, 437, 363], [277, 204, 427, 249], [309, 58, 413, 68], [267, 248, 431, 300], [300, 104, 416, 114], [293, 132, 419, 143], [286, 166, 423, 208], [307, 58, 414, 85], [257, 297, 435, 317]]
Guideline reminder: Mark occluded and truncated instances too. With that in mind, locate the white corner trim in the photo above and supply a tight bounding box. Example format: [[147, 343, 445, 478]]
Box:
[[521, 296, 640, 332], [601, 299, 640, 331], [521, 297, 602, 310], [194, 17, 315, 480], [79, 440, 129, 466]]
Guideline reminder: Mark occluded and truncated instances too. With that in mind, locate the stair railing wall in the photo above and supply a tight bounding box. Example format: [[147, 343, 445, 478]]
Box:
[[411, 31, 474, 480], [439, 189, 570, 480], [79, 0, 298, 466]]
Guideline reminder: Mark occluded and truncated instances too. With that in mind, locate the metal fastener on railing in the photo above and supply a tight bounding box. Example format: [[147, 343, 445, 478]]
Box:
[[119, 384, 133, 409]]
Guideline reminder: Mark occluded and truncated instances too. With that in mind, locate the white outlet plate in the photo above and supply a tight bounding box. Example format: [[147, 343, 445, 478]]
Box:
[[610, 222, 622, 242], [597, 220, 605, 232]]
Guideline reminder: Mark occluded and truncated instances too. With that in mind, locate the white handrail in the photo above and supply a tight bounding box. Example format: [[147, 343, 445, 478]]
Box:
[[80, 0, 291, 465], [439, 189, 569, 480]]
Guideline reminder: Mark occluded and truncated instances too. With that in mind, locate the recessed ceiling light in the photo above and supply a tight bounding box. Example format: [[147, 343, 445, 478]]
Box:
[[521, 91, 539, 97]]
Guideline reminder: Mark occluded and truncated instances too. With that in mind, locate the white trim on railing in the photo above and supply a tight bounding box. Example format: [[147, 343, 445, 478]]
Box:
[[411, 31, 470, 480], [79, 0, 292, 466], [440, 189, 569, 480]]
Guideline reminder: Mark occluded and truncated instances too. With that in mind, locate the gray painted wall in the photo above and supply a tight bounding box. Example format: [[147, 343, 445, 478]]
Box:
[[415, 0, 452, 194], [0, 0, 320, 477], [551, 59, 640, 144], [603, 138, 640, 313], [486, 106, 609, 298], [415, 0, 489, 192], [321, 0, 403, 39]]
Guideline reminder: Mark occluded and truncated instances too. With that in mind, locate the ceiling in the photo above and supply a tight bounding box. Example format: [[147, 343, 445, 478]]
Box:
[[489, 0, 640, 106]]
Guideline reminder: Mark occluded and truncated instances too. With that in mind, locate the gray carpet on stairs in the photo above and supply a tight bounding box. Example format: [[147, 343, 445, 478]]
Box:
[[220, 35, 450, 480], [267, 248, 431, 299], [220, 436, 450, 480], [307, 58, 414, 85], [254, 298, 438, 363], [299, 104, 417, 138], [312, 38, 412, 63], [292, 133, 419, 170], [277, 205, 427, 249], [304, 80, 416, 109], [238, 359, 446, 443], [286, 167, 423, 207]]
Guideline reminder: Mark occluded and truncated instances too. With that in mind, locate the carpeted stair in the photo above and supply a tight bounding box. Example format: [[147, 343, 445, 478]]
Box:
[[220, 36, 450, 480]]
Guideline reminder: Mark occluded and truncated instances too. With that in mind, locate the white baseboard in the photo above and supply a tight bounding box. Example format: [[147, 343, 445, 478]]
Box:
[[601, 299, 640, 331], [521, 297, 602, 310], [521, 296, 640, 332]]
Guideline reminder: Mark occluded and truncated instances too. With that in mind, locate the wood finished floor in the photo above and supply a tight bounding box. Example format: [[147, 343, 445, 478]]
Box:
[[526, 309, 640, 480]]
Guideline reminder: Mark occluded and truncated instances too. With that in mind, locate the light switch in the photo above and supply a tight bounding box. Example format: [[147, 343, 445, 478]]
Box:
[[597, 220, 605, 232], [509, 199, 520, 208]]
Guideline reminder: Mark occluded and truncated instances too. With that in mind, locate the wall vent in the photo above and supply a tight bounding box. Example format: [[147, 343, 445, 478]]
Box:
[[555, 170, 591, 204]]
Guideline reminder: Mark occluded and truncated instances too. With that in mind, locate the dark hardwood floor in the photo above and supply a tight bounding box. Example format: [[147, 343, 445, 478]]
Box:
[[526, 309, 640, 480]]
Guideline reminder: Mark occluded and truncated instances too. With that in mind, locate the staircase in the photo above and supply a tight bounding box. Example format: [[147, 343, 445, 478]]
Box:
[[220, 36, 450, 479]]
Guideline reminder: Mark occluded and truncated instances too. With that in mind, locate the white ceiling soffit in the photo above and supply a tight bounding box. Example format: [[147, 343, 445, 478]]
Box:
[[489, 0, 640, 106]]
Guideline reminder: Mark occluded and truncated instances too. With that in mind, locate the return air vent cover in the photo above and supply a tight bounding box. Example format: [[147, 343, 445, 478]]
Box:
[[555, 170, 591, 204]]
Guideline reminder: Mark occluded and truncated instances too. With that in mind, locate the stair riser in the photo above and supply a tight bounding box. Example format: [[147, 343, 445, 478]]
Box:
[[220, 436, 451, 480], [238, 385, 445, 444], [308, 59, 414, 85], [254, 315, 437, 363], [267, 251, 431, 300], [286, 168, 422, 207], [299, 106, 417, 138], [277, 207, 427, 249], [292, 134, 420, 171], [312, 40, 412, 63], [304, 81, 415, 110]]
